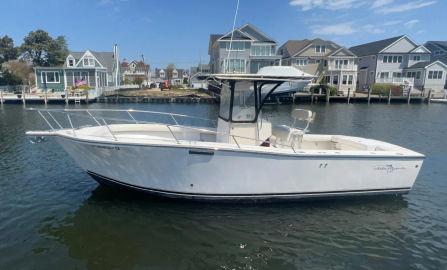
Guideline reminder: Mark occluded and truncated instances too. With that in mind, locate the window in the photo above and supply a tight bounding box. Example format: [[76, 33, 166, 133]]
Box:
[[332, 75, 339, 85], [67, 58, 75, 67], [342, 75, 348, 85], [83, 57, 95, 67], [225, 41, 247, 51], [407, 71, 422, 79], [315, 45, 326, 53], [428, 71, 443, 79], [383, 55, 402, 63], [335, 59, 349, 69], [223, 59, 246, 73], [293, 59, 308, 66], [251, 45, 274, 56], [232, 81, 256, 122], [392, 72, 402, 78], [379, 72, 389, 79], [348, 75, 353, 85], [413, 55, 421, 61], [41, 71, 60, 83], [416, 71, 421, 79], [219, 83, 231, 120]]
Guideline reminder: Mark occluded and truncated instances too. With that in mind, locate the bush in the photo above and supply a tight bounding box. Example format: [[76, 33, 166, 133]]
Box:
[[309, 84, 338, 96], [371, 83, 403, 96]]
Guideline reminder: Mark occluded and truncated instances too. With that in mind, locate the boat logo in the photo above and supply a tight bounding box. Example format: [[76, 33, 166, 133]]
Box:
[[374, 164, 406, 173]]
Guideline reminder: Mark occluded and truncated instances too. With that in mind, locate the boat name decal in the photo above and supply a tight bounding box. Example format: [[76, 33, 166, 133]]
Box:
[[374, 164, 405, 173]]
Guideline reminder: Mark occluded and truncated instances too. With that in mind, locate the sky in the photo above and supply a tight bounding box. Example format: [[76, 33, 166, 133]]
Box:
[[0, 0, 446, 69]]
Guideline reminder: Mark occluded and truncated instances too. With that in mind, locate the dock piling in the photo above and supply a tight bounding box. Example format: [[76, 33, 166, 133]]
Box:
[[367, 87, 371, 104], [388, 88, 391, 104], [22, 89, 26, 105], [407, 88, 411, 104], [428, 90, 432, 104], [0, 90, 3, 104], [325, 90, 330, 103], [347, 88, 351, 104], [44, 91, 48, 105]]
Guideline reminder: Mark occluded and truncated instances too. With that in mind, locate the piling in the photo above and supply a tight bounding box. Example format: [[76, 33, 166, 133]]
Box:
[[367, 87, 371, 104], [387, 88, 392, 104], [325, 90, 330, 103], [65, 89, 69, 105], [347, 88, 351, 104], [0, 90, 3, 104], [22, 90, 26, 105], [428, 90, 432, 104], [86, 91, 89, 104], [44, 90, 48, 105], [407, 88, 411, 104], [310, 90, 314, 104]]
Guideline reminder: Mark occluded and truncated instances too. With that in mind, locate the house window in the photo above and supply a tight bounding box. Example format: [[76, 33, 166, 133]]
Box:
[[392, 72, 402, 78], [223, 59, 246, 73], [159, 71, 165, 78], [225, 41, 247, 51], [335, 59, 349, 69], [83, 57, 95, 67], [315, 45, 326, 53], [251, 45, 273, 56], [383, 55, 402, 63], [428, 71, 443, 79], [67, 58, 75, 67], [293, 59, 308, 66], [348, 75, 353, 85], [41, 71, 60, 83], [342, 75, 348, 85], [416, 71, 421, 79], [413, 55, 421, 61], [379, 72, 389, 79], [332, 75, 339, 85]]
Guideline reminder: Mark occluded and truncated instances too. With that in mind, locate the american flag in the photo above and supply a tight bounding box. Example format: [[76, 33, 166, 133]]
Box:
[[75, 79, 86, 87]]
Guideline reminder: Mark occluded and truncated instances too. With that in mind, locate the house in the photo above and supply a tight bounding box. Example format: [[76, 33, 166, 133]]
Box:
[[208, 23, 281, 74], [154, 67, 189, 86], [34, 49, 119, 92], [278, 39, 358, 95], [190, 64, 210, 89], [349, 35, 446, 94], [121, 59, 150, 84], [425, 41, 447, 58]]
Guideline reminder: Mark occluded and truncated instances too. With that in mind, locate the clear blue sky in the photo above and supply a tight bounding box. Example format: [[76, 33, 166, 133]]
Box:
[[1, 0, 446, 69]]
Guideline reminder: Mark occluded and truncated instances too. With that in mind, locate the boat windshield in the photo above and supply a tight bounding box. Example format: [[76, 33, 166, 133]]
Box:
[[232, 81, 256, 122]]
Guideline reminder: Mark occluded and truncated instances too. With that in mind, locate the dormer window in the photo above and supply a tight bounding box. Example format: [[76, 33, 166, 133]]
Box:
[[413, 55, 421, 61], [315, 45, 326, 53], [67, 58, 75, 67], [83, 57, 95, 67]]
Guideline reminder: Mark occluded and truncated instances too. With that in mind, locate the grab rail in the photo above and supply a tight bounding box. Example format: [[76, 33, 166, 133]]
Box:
[[28, 108, 298, 152]]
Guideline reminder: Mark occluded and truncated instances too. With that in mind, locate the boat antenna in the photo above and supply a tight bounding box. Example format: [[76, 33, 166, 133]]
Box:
[[224, 0, 240, 74]]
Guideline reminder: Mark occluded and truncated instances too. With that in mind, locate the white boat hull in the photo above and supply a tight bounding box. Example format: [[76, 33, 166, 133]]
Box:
[[56, 136, 423, 201]]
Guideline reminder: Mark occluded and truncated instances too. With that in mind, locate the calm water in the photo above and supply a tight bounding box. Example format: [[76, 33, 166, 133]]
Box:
[[1, 102, 447, 269]]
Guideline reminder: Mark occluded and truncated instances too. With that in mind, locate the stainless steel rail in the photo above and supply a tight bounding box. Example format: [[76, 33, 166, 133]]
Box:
[[27, 108, 298, 152]]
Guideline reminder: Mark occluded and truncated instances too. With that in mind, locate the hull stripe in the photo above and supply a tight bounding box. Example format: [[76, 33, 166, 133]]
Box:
[[86, 170, 411, 200]]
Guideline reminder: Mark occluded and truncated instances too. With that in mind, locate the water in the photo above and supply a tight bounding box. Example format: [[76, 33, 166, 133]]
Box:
[[1, 102, 446, 269]]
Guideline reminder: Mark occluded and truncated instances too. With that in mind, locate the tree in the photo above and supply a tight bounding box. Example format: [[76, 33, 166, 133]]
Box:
[[2, 60, 34, 85], [20, 30, 68, 66], [0, 35, 18, 65], [166, 63, 175, 82]]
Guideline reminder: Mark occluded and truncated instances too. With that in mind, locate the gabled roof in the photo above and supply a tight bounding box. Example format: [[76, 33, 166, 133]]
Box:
[[219, 28, 254, 41], [278, 38, 341, 58], [410, 45, 431, 54], [238, 23, 276, 43], [328, 47, 357, 57], [349, 35, 405, 57], [407, 59, 447, 69], [69, 51, 115, 72]]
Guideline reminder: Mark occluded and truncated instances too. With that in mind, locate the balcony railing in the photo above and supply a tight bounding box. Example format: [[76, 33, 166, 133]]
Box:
[[327, 64, 357, 71], [376, 77, 414, 86]]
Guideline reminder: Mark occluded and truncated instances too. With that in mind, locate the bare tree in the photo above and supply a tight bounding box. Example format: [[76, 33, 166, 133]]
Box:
[[166, 63, 175, 83]]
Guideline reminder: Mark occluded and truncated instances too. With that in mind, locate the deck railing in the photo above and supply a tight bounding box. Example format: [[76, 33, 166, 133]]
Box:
[[28, 108, 301, 153]]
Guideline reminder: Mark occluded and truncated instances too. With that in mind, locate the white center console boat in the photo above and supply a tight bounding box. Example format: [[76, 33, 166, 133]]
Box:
[[26, 66, 424, 201]]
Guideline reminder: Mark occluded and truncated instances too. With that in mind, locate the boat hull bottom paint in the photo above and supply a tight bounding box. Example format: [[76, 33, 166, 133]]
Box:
[[56, 137, 423, 202]]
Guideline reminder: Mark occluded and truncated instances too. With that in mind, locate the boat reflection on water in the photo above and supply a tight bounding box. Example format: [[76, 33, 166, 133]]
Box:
[[38, 186, 410, 269]]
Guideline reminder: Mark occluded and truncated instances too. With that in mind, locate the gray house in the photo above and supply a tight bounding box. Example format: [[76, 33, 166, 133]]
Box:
[[349, 35, 447, 94], [34, 50, 119, 92], [208, 23, 281, 74], [278, 39, 358, 95], [425, 41, 447, 58]]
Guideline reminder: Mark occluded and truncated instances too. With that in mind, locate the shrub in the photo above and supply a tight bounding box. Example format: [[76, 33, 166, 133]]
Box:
[[309, 84, 338, 96], [371, 83, 403, 96]]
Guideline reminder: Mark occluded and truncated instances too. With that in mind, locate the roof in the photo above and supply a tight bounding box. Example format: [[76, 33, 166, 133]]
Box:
[[238, 23, 276, 43], [349, 35, 404, 57], [427, 41, 447, 51], [407, 61, 431, 69], [278, 38, 342, 58], [69, 51, 115, 72], [406, 59, 447, 69]]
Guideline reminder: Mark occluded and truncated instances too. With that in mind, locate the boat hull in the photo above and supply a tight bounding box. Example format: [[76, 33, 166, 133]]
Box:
[[56, 137, 423, 201]]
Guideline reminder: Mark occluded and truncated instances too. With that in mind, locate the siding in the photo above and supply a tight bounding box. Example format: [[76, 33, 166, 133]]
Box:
[[35, 69, 65, 92]]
